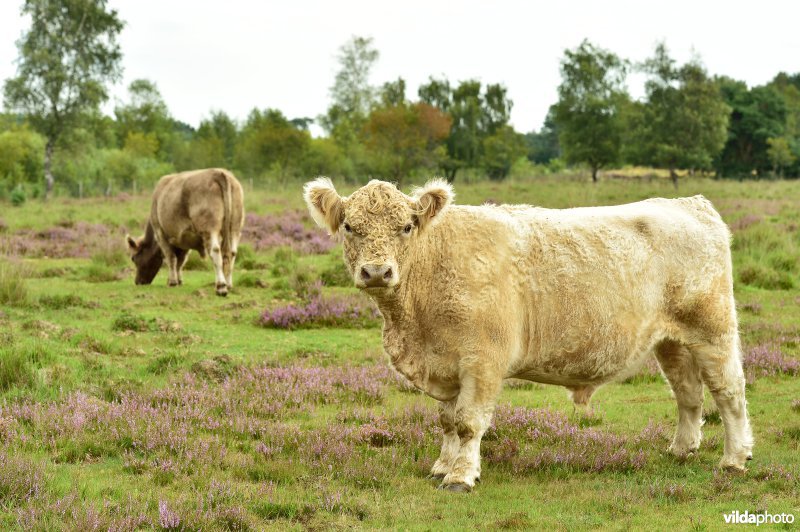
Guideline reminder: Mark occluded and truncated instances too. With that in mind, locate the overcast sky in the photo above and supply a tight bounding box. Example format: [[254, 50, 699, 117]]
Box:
[[1, 0, 799, 135]]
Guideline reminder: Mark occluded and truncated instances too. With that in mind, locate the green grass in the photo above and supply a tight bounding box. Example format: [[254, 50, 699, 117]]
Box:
[[0, 175, 798, 529]]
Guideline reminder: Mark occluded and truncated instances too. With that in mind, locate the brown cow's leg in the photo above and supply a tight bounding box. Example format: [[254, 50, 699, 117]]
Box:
[[206, 233, 228, 296], [655, 340, 704, 456], [440, 373, 502, 492], [689, 333, 753, 470], [223, 237, 239, 290], [155, 236, 179, 287], [429, 399, 458, 480], [174, 248, 188, 285]]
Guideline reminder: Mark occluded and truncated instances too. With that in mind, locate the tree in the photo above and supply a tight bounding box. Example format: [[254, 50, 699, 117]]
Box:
[[321, 36, 379, 136], [715, 80, 786, 178], [482, 126, 527, 180], [235, 108, 310, 178], [419, 78, 515, 180], [552, 40, 627, 183], [114, 79, 173, 160], [3, 0, 124, 197], [525, 106, 560, 164], [766, 137, 796, 177], [196, 110, 238, 167], [640, 44, 729, 187], [362, 102, 451, 186]]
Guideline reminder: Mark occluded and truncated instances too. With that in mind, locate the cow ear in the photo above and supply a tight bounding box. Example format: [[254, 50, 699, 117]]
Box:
[[304, 177, 344, 234], [412, 178, 453, 230], [126, 235, 139, 253]]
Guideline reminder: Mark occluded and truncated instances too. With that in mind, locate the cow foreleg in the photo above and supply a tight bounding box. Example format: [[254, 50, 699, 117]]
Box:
[[158, 242, 180, 287], [173, 248, 188, 285], [439, 373, 501, 492], [206, 234, 228, 296], [430, 399, 458, 480]]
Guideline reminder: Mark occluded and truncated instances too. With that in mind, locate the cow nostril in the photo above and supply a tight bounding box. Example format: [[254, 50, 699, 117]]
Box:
[[383, 267, 393, 280], [360, 267, 371, 281]]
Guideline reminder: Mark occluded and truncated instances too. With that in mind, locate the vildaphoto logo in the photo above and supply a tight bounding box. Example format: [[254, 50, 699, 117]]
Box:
[[723, 510, 795, 525]]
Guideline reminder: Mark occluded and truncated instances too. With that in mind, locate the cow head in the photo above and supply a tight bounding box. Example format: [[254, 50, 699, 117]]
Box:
[[304, 178, 453, 290], [126, 234, 164, 285]]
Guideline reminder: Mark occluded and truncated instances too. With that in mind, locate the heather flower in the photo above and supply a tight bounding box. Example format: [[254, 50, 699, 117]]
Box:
[[158, 500, 181, 530], [259, 293, 381, 329], [241, 211, 336, 254], [743, 343, 800, 378]]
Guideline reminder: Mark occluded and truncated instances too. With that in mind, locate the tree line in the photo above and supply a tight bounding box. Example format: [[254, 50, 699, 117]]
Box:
[[1, 1, 799, 201]]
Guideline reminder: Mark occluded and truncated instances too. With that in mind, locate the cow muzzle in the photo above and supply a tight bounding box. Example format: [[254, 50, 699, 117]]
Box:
[[357, 263, 397, 288]]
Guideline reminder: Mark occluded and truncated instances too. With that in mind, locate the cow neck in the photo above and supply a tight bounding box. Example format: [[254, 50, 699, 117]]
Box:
[[143, 220, 156, 246]]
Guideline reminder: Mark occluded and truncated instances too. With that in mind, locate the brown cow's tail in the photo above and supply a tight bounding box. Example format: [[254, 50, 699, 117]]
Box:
[[215, 170, 233, 257]]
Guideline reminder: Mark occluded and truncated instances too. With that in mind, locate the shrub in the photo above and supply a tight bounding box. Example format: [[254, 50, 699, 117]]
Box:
[[0, 347, 36, 391], [738, 262, 794, 290], [38, 294, 91, 310], [235, 244, 264, 270], [112, 312, 153, 333], [10, 186, 26, 206], [320, 260, 352, 287], [0, 259, 30, 306], [237, 272, 267, 288], [183, 251, 209, 271], [82, 263, 120, 283]]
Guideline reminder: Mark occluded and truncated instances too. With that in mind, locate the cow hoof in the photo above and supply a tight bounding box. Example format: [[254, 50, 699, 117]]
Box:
[[168, 280, 179, 287], [746, 453, 753, 461], [439, 482, 471, 493], [215, 283, 228, 296], [427, 473, 445, 481]]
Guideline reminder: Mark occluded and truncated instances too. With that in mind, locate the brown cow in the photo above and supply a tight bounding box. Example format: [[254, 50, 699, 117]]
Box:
[[126, 168, 244, 296], [304, 177, 753, 492]]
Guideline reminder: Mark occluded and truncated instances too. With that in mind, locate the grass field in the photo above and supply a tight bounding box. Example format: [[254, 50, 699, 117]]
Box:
[[0, 175, 799, 530]]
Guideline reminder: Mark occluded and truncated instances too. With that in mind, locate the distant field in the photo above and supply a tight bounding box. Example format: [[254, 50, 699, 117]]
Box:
[[0, 176, 798, 530]]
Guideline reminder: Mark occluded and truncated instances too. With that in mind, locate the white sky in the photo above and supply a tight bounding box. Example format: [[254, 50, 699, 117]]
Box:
[[1, 0, 799, 135]]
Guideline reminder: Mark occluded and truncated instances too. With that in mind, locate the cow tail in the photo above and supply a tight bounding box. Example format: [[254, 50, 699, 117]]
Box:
[[217, 170, 233, 257]]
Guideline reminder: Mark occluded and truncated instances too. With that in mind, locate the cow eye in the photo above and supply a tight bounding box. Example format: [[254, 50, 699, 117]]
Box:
[[403, 224, 413, 234], [343, 223, 352, 233]]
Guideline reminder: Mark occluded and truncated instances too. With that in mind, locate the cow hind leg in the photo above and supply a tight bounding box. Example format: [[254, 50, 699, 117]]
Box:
[[655, 340, 704, 456], [566, 385, 596, 416], [689, 335, 753, 471], [430, 399, 459, 480], [205, 234, 228, 296]]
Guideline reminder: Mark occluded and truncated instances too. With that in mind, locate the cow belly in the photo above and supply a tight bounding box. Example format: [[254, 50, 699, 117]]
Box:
[[512, 319, 666, 386]]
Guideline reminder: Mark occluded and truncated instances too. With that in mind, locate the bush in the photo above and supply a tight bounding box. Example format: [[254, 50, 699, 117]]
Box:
[[0, 347, 36, 391], [10, 186, 26, 206], [236, 244, 264, 270], [0, 260, 30, 306], [738, 262, 794, 290], [112, 312, 153, 333], [39, 294, 90, 310], [237, 272, 267, 288], [183, 251, 210, 271], [320, 260, 352, 287]]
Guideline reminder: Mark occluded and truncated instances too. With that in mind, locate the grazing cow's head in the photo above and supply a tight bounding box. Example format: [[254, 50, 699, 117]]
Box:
[[304, 178, 453, 290], [125, 233, 164, 285]]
